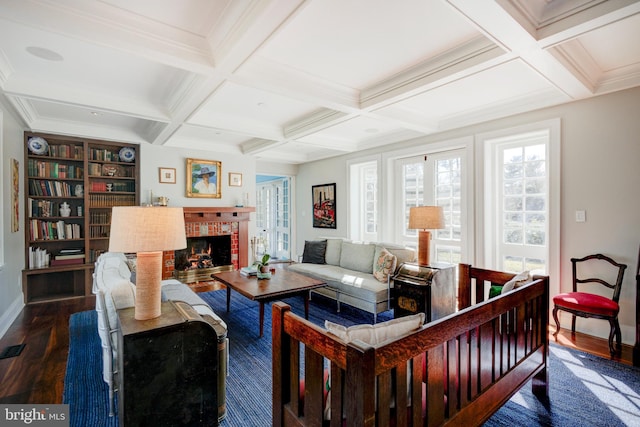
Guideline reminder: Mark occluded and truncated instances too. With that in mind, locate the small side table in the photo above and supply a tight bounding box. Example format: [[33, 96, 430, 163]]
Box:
[[392, 262, 456, 322]]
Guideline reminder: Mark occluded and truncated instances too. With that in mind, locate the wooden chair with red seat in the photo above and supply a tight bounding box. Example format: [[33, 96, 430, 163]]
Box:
[[553, 253, 627, 357]]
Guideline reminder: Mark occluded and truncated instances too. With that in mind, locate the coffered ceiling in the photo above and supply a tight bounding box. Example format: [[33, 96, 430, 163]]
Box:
[[1, 0, 638, 164]]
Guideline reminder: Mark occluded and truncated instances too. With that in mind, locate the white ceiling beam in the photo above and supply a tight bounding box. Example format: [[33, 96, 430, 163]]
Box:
[[534, 0, 640, 45], [151, 0, 308, 147], [360, 37, 506, 110], [283, 109, 351, 140], [446, 0, 595, 99]]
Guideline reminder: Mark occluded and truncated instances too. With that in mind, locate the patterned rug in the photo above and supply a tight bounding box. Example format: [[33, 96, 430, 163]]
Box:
[[64, 290, 640, 426]]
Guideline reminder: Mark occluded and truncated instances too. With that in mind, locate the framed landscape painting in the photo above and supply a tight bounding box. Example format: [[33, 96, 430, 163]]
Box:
[[186, 158, 221, 198], [312, 183, 336, 229]]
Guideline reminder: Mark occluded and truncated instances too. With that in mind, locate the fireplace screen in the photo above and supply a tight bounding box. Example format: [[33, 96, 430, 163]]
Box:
[[175, 235, 232, 271]]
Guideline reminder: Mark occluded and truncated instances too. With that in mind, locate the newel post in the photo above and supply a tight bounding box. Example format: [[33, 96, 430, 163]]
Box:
[[345, 341, 376, 427]]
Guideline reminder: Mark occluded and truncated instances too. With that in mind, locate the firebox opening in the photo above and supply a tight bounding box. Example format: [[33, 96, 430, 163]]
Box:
[[175, 235, 232, 271]]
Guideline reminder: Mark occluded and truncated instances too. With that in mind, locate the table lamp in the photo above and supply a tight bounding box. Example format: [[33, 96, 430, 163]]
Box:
[[109, 206, 186, 320], [408, 206, 445, 266]]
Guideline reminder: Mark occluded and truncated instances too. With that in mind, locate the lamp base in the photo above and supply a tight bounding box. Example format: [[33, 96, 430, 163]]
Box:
[[134, 251, 163, 320], [417, 230, 432, 266]]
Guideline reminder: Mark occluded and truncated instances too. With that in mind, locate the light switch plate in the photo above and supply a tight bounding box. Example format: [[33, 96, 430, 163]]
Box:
[[575, 210, 586, 222]]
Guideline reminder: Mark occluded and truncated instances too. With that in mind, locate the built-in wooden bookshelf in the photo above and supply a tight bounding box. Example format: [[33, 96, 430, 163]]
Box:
[[23, 132, 139, 304]]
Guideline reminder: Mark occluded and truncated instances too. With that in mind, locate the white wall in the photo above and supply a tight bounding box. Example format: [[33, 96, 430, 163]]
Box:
[[139, 143, 257, 209], [0, 100, 28, 338], [295, 86, 640, 345]]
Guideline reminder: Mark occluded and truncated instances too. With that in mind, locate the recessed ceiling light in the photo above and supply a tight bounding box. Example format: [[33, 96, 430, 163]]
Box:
[[90, 111, 100, 116], [257, 102, 266, 108], [26, 46, 64, 62], [364, 128, 379, 134]]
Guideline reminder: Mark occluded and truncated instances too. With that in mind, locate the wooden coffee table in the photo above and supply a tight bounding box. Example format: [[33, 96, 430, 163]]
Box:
[[211, 269, 326, 337]]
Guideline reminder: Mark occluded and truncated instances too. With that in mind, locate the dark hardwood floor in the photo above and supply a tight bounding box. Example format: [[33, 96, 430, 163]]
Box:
[[0, 295, 634, 405]]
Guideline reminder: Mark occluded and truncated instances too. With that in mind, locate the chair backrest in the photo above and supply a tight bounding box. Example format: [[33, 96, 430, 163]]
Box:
[[571, 254, 627, 302]]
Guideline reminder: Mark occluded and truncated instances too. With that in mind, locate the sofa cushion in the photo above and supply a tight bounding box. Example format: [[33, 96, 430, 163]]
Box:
[[288, 263, 388, 303], [373, 247, 397, 283], [302, 240, 327, 264], [339, 242, 376, 273], [97, 254, 132, 291], [104, 279, 136, 331], [324, 238, 343, 266]]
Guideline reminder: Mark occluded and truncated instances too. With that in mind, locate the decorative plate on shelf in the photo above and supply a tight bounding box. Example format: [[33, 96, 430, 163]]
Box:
[[27, 137, 49, 155], [118, 147, 135, 162]]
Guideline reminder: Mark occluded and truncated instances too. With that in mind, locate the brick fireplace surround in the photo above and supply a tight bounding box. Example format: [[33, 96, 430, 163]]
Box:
[[162, 207, 255, 280]]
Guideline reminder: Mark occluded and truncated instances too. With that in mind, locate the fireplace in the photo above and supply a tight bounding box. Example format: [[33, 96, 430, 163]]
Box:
[[173, 235, 234, 283], [162, 206, 255, 282]]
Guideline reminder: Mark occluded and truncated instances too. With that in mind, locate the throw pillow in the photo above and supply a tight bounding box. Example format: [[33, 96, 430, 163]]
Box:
[[373, 247, 397, 283], [322, 313, 424, 420], [302, 240, 327, 264], [325, 312, 425, 344], [501, 271, 532, 294]]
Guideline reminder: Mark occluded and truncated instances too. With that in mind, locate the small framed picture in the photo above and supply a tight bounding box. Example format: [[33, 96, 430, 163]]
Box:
[[229, 172, 243, 187], [159, 167, 176, 184]]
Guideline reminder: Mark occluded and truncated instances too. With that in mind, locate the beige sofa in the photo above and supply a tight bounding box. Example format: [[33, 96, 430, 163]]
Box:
[[287, 239, 415, 322]]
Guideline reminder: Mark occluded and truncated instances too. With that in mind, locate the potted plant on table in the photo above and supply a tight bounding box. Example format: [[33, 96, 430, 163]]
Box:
[[256, 254, 271, 279]]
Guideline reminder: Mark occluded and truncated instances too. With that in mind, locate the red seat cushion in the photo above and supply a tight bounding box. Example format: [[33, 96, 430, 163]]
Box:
[[553, 292, 619, 317]]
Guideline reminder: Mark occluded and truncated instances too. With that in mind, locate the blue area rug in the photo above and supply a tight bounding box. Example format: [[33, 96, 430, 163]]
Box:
[[64, 290, 640, 426]]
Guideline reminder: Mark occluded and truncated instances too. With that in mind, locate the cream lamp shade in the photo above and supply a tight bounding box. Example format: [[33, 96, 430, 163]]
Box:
[[109, 206, 186, 320], [408, 206, 445, 266]]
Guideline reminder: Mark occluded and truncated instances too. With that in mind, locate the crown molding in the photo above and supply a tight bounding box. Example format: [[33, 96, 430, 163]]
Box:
[[360, 37, 504, 109]]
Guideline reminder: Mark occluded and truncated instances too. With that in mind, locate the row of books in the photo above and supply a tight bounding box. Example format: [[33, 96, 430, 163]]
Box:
[[28, 247, 50, 269], [89, 225, 110, 238], [32, 144, 83, 160], [89, 181, 135, 192], [89, 211, 111, 224], [51, 249, 85, 266], [89, 194, 136, 207], [28, 198, 81, 218], [28, 159, 83, 179], [28, 247, 86, 268], [29, 180, 78, 197], [29, 219, 82, 241], [88, 148, 120, 162]]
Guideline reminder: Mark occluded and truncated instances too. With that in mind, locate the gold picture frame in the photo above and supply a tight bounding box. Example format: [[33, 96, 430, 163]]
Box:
[[186, 158, 221, 198], [229, 172, 243, 187], [159, 167, 176, 184]]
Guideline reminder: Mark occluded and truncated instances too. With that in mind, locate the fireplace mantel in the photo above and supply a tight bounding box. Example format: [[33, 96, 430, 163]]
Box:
[[183, 206, 254, 223]]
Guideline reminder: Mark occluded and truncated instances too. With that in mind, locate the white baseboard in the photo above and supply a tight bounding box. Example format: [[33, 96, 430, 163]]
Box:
[[0, 294, 24, 340]]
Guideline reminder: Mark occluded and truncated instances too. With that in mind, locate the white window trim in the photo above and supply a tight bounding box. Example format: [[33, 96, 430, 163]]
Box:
[[346, 154, 382, 241], [476, 118, 561, 296], [381, 136, 474, 261]]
